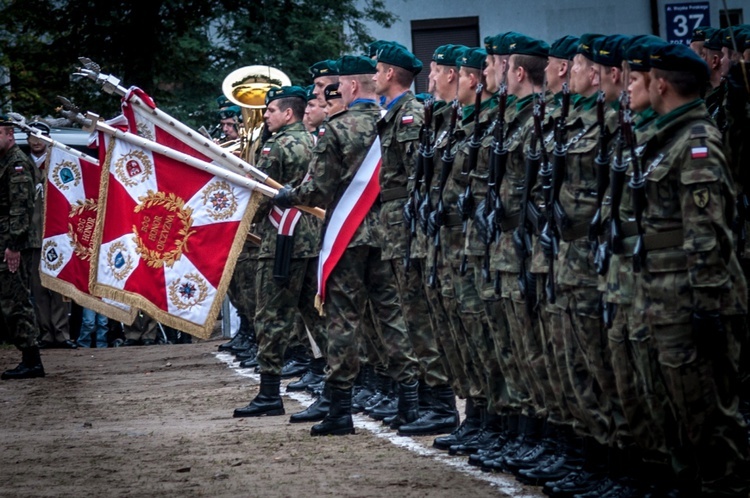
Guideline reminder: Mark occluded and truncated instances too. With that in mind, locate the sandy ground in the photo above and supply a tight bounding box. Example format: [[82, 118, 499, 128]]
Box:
[[0, 340, 546, 498]]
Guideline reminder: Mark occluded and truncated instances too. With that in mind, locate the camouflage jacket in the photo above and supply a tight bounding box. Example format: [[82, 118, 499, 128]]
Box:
[[637, 99, 746, 320], [29, 153, 45, 249], [0, 144, 36, 252], [292, 100, 383, 250], [254, 121, 319, 260], [377, 91, 423, 261]]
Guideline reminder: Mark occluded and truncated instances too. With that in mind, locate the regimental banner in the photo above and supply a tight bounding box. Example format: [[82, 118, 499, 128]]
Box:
[[90, 134, 257, 338], [40, 144, 137, 325]]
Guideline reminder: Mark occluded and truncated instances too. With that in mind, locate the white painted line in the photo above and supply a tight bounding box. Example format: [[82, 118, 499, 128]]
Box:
[[216, 352, 541, 497]]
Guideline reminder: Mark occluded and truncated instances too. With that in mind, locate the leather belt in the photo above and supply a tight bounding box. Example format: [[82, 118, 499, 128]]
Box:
[[380, 187, 409, 202], [621, 229, 684, 253]]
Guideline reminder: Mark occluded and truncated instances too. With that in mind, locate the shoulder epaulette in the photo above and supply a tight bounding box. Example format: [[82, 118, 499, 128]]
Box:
[[689, 124, 708, 139]]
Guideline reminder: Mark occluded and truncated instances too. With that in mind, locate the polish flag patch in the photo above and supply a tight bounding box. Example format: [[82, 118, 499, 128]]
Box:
[[691, 146, 708, 159], [401, 115, 414, 125], [318, 126, 325, 137], [14, 165, 24, 172], [262, 146, 272, 155]]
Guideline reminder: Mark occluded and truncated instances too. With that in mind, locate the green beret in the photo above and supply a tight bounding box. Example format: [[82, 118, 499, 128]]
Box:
[[218, 105, 241, 120], [691, 26, 716, 43], [457, 47, 487, 70], [495, 32, 522, 56], [484, 36, 495, 55], [433, 44, 468, 66], [304, 85, 316, 102], [265, 85, 307, 106], [722, 27, 738, 49], [414, 92, 432, 103], [0, 114, 13, 127], [704, 28, 724, 51], [324, 82, 341, 101], [337, 55, 377, 76], [724, 25, 750, 50], [624, 35, 668, 72], [216, 95, 232, 108], [549, 35, 580, 60], [593, 34, 630, 67], [367, 40, 407, 58], [578, 33, 605, 61], [309, 60, 340, 80], [650, 43, 709, 81], [508, 34, 549, 58], [376, 44, 423, 75]]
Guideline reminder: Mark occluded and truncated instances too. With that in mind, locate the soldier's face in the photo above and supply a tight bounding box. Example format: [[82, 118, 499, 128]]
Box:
[[720, 48, 732, 77], [545, 57, 564, 94], [304, 100, 326, 132], [689, 41, 704, 57], [627, 70, 651, 113], [494, 55, 507, 86], [263, 100, 286, 133], [339, 77, 355, 106], [570, 54, 594, 95], [373, 63, 389, 96], [0, 127, 15, 155], [28, 135, 47, 155], [220, 117, 239, 140], [428, 61, 440, 95], [314, 76, 337, 106], [484, 55, 498, 94], [457, 67, 474, 105]]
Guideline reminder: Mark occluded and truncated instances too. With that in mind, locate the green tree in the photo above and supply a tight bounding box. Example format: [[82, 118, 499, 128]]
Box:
[[0, 0, 395, 128]]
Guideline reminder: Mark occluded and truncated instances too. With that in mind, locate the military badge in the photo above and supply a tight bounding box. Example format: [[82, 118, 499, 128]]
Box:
[[262, 146, 272, 155], [51, 159, 82, 191], [132, 190, 195, 269], [115, 149, 153, 188], [168, 272, 209, 310], [201, 181, 238, 221], [401, 115, 414, 125], [136, 121, 154, 141], [42, 240, 64, 272], [107, 241, 135, 281], [693, 188, 709, 208]]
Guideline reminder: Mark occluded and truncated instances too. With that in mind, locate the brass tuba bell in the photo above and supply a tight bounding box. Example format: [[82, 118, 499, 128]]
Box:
[[221, 65, 293, 161]]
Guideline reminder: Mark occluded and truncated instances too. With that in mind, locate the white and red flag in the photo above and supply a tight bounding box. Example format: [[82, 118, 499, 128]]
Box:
[[39, 143, 137, 324], [89, 132, 256, 338]]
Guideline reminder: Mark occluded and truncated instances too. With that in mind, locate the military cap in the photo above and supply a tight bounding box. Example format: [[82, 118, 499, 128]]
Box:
[[309, 60, 340, 80], [376, 44, 423, 75], [740, 25, 750, 51], [494, 32, 522, 56], [549, 35, 580, 60], [456, 47, 487, 70], [218, 105, 241, 120], [367, 40, 407, 58], [0, 114, 13, 127], [624, 35, 668, 72], [337, 55, 377, 75], [593, 34, 630, 67], [305, 84, 316, 102], [508, 34, 549, 58], [414, 93, 432, 103], [725, 25, 750, 50], [433, 44, 468, 66], [27, 121, 51, 136], [484, 36, 495, 55], [650, 42, 709, 81], [704, 28, 724, 51], [216, 95, 232, 108], [265, 85, 307, 106], [324, 82, 341, 101], [578, 33, 605, 61], [691, 26, 716, 43]]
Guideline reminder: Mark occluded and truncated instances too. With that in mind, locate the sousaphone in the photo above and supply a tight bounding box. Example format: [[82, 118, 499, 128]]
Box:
[[222, 65, 292, 162]]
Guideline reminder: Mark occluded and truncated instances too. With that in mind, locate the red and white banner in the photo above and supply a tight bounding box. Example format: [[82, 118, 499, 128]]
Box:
[[39, 144, 137, 324], [315, 136, 382, 312], [89, 133, 255, 338]]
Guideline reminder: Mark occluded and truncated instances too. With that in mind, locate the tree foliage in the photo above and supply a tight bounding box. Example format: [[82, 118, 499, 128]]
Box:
[[0, 0, 395, 127]]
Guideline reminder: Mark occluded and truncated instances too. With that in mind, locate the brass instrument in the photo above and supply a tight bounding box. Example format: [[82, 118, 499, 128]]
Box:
[[221, 65, 292, 162]]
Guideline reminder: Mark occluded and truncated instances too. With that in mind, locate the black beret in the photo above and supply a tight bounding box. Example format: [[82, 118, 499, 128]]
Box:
[[324, 82, 341, 101], [578, 33, 605, 61], [508, 34, 550, 58], [0, 114, 13, 127], [704, 29, 724, 51], [265, 85, 307, 106], [337, 55, 377, 76], [367, 40, 407, 58], [691, 26, 716, 43], [494, 32, 522, 56]]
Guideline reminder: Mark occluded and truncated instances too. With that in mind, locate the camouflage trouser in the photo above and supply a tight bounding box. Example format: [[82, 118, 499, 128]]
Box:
[[324, 245, 418, 391], [438, 260, 482, 400], [558, 285, 616, 444], [359, 301, 390, 375], [1, 250, 38, 349], [390, 257, 449, 387], [497, 271, 538, 417], [255, 257, 326, 375], [607, 302, 667, 453], [648, 317, 750, 495], [424, 265, 470, 398], [123, 311, 158, 342], [30, 249, 71, 343], [226, 241, 258, 324]]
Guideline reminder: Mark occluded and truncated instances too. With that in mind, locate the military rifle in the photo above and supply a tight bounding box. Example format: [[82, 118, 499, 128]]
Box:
[[428, 99, 460, 288], [588, 87, 611, 250], [609, 91, 633, 258], [404, 99, 430, 273], [483, 79, 508, 285], [418, 96, 436, 235], [629, 119, 647, 273]]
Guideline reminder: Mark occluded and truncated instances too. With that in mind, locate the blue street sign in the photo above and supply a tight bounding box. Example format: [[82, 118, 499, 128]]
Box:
[[665, 2, 711, 45]]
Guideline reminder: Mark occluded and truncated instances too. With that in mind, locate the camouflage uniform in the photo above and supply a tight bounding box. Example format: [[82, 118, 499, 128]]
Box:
[[28, 153, 70, 345], [253, 121, 324, 375], [291, 100, 418, 391], [226, 238, 258, 330], [635, 100, 749, 493], [378, 91, 448, 389], [0, 144, 39, 349]]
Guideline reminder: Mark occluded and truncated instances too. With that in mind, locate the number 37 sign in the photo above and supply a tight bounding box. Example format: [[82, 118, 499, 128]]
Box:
[[665, 2, 711, 45]]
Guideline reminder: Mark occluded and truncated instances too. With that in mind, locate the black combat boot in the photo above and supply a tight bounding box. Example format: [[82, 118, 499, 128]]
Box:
[[2, 347, 45, 380], [397, 384, 459, 436], [367, 380, 399, 420], [386, 380, 419, 430], [280, 346, 311, 379], [351, 364, 377, 413], [433, 397, 481, 450], [449, 409, 504, 456], [233, 373, 285, 417], [501, 415, 549, 475], [218, 315, 253, 353], [311, 387, 355, 436], [287, 357, 326, 392], [517, 426, 584, 485], [289, 383, 331, 423], [358, 372, 390, 414], [544, 437, 609, 497]]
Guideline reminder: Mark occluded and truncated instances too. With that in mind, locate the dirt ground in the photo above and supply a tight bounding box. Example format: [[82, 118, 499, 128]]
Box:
[[0, 340, 546, 498]]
